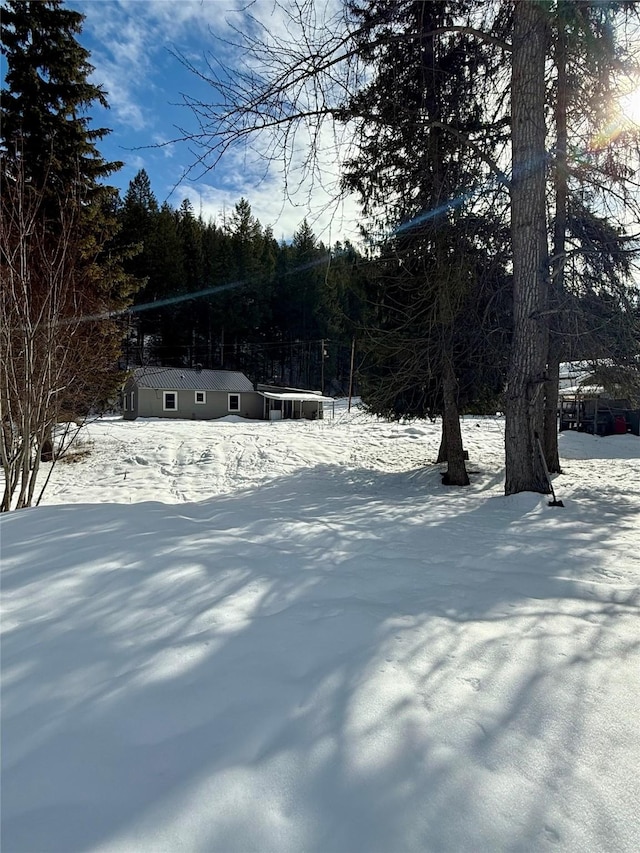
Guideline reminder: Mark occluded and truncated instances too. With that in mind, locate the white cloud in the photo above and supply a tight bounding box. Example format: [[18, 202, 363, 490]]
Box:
[[127, 153, 147, 171], [165, 92, 362, 242], [71, 0, 362, 242], [172, 170, 360, 245], [152, 135, 178, 158]]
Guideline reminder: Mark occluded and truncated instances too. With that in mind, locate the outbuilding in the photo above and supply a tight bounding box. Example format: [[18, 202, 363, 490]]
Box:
[[559, 388, 640, 436], [558, 362, 640, 436]]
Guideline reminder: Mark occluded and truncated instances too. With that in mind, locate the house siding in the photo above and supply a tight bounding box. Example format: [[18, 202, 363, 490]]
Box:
[[123, 381, 263, 420]]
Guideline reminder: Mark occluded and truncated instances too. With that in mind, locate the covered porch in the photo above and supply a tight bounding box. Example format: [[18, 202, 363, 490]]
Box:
[[259, 389, 335, 421]]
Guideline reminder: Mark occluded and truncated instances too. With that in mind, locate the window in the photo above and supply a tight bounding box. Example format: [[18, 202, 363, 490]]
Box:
[[195, 391, 206, 404], [163, 391, 177, 411], [130, 391, 135, 411], [228, 393, 240, 412], [123, 392, 128, 412]]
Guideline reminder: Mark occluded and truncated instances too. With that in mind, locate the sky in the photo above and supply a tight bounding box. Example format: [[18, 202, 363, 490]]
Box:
[[2, 403, 639, 851], [3, 1, 639, 249], [65, 0, 359, 244]]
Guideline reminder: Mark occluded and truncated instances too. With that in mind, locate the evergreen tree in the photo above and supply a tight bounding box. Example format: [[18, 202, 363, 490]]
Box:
[[223, 199, 273, 369], [199, 218, 228, 368], [121, 169, 159, 242], [343, 0, 510, 485], [1, 0, 119, 208], [277, 220, 330, 387], [116, 169, 161, 362], [323, 241, 368, 395], [150, 205, 188, 365], [176, 199, 205, 366]]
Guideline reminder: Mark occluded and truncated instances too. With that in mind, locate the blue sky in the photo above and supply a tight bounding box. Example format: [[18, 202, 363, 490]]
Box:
[[7, 2, 638, 248], [65, 0, 357, 243]]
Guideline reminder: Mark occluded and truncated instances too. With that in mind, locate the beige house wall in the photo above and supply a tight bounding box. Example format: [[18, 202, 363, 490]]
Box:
[[123, 380, 263, 420]]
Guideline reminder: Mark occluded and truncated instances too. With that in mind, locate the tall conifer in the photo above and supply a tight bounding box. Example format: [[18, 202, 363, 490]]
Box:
[[343, 0, 510, 485], [1, 0, 119, 206]]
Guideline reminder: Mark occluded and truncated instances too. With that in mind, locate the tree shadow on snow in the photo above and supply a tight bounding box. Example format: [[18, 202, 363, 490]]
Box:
[[1, 464, 639, 852]]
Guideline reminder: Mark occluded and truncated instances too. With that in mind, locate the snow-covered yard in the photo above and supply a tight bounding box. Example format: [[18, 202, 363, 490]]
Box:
[[2, 403, 639, 852]]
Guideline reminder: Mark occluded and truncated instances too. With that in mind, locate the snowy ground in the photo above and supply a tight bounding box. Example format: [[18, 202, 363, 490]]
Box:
[[2, 402, 639, 852]]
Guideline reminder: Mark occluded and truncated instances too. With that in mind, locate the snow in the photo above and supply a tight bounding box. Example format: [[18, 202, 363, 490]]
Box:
[[2, 401, 639, 852]]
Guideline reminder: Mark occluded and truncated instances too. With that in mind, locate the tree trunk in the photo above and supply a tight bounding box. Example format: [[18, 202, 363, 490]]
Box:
[[543, 5, 568, 474], [40, 425, 54, 462], [437, 418, 448, 463], [505, 1, 550, 496], [543, 344, 562, 473], [441, 358, 469, 486]]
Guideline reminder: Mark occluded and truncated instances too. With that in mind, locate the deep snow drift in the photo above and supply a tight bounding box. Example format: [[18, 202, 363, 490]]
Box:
[[1, 404, 639, 852]]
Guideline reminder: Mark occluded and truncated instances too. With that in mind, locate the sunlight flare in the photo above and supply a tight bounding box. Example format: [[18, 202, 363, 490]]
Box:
[[619, 84, 640, 128]]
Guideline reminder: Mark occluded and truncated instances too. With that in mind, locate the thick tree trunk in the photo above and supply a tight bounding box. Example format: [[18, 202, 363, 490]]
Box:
[[505, 1, 550, 496], [543, 7, 568, 475]]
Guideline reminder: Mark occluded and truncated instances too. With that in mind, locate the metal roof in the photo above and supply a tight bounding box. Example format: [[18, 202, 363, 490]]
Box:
[[560, 385, 605, 397], [132, 367, 255, 392], [259, 391, 335, 403]]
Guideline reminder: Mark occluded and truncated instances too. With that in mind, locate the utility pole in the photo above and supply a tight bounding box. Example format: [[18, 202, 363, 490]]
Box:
[[347, 337, 356, 412], [321, 339, 327, 393]]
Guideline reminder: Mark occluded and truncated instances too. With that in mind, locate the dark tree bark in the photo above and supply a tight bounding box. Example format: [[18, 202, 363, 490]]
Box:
[[543, 344, 562, 472], [505, 1, 550, 496], [437, 419, 448, 464], [441, 357, 469, 486], [543, 3, 568, 475]]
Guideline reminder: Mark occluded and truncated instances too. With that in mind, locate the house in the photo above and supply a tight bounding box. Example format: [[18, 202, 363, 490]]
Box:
[[122, 367, 335, 421], [122, 367, 263, 420]]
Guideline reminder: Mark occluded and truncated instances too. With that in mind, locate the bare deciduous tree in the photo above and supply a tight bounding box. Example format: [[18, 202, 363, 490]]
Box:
[[1, 157, 124, 511]]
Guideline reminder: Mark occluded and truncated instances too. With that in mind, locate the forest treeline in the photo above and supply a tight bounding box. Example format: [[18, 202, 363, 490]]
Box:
[[117, 171, 365, 395]]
